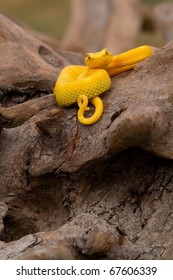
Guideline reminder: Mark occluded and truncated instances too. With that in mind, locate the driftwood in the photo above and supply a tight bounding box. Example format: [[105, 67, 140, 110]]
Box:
[[63, 0, 152, 54], [0, 13, 173, 260]]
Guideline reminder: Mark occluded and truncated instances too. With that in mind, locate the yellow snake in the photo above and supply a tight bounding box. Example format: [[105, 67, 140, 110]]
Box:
[[54, 46, 152, 125]]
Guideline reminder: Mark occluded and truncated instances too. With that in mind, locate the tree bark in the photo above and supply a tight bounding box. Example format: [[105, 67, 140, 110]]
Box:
[[0, 13, 173, 260]]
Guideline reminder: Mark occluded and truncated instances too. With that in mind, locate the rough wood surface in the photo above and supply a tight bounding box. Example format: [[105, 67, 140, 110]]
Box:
[[0, 13, 173, 260], [0, 13, 83, 108]]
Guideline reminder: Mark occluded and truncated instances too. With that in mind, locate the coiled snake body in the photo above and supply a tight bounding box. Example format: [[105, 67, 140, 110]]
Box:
[[54, 46, 152, 125]]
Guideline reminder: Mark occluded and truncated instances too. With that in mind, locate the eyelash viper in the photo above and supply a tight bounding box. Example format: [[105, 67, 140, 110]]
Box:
[[53, 46, 153, 125]]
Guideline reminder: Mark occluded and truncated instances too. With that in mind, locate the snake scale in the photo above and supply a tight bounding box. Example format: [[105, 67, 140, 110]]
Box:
[[54, 46, 153, 125]]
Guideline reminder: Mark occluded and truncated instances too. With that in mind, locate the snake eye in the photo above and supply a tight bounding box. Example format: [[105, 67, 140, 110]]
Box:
[[87, 54, 91, 60]]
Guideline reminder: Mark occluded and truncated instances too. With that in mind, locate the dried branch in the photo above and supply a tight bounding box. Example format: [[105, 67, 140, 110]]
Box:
[[0, 94, 57, 128]]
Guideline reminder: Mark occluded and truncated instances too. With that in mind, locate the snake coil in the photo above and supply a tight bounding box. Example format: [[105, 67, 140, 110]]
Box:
[[54, 46, 153, 125]]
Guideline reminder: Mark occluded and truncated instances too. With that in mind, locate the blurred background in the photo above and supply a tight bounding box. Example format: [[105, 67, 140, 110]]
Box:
[[0, 0, 70, 40], [0, 0, 172, 54]]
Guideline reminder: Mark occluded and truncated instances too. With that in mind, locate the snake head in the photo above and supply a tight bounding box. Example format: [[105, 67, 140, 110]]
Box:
[[84, 48, 113, 69]]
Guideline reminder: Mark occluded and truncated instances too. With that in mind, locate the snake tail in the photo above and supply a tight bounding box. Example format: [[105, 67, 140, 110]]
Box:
[[77, 95, 103, 125]]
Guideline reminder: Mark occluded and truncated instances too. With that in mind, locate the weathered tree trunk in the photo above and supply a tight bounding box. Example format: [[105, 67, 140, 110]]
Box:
[[0, 13, 173, 260], [63, 0, 149, 54], [154, 2, 173, 43]]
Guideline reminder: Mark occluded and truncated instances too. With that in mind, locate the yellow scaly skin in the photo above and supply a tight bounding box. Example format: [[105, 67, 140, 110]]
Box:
[[54, 45, 153, 125]]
